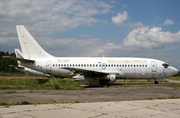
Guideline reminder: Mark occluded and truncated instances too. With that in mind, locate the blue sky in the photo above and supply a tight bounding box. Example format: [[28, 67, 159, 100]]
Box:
[[0, 0, 180, 70]]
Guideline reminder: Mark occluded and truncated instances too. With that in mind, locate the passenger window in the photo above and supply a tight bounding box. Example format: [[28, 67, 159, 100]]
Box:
[[142, 65, 144, 67], [125, 65, 127, 67], [134, 65, 135, 67], [114, 64, 116, 67], [93, 64, 95, 67], [120, 65, 121, 67], [67, 64, 69, 67], [137, 65, 138, 67], [84, 64, 86, 67], [53, 64, 54, 67], [117, 65, 119, 67], [131, 65, 133, 67], [72, 64, 74, 67], [145, 65, 147, 67], [99, 64, 101, 67], [90, 64, 92, 67], [140, 65, 141, 67], [128, 65, 130, 67], [111, 64, 113, 67], [64, 64, 66, 67], [76, 64, 77, 67], [78, 64, 80, 67], [96, 64, 98, 67], [122, 65, 124, 67], [81, 64, 83, 67]]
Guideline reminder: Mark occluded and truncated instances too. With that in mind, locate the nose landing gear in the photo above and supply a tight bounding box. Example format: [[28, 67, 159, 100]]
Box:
[[154, 79, 159, 84]]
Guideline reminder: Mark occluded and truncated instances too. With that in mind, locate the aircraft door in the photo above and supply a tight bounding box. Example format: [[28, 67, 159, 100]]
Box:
[[46, 61, 51, 72], [151, 61, 157, 72], [102, 63, 106, 70]]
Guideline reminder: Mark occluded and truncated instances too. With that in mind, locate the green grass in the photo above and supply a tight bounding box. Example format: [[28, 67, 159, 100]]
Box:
[[1, 90, 16, 94], [166, 83, 180, 89], [0, 100, 32, 106], [167, 76, 180, 81], [0, 77, 84, 90]]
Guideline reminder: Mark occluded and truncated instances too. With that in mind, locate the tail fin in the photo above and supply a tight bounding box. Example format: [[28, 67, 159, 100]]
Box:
[[16, 25, 53, 59], [14, 48, 23, 66], [15, 49, 24, 59]]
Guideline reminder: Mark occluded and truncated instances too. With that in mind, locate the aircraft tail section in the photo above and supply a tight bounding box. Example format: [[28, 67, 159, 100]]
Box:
[[16, 25, 53, 59], [15, 49, 23, 59], [15, 48, 23, 66]]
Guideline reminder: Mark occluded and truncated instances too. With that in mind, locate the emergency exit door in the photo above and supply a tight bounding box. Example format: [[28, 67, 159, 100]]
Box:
[[151, 61, 157, 72]]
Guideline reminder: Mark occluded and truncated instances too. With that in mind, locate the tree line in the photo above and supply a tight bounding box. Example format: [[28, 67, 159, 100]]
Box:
[[0, 51, 21, 73]]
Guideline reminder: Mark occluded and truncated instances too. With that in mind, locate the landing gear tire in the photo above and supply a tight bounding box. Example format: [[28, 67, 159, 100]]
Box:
[[154, 80, 159, 84]]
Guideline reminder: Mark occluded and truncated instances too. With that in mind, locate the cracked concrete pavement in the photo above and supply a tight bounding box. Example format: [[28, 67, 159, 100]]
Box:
[[0, 99, 180, 118]]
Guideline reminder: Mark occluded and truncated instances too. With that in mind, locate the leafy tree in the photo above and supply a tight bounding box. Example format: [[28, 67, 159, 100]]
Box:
[[0, 51, 21, 73]]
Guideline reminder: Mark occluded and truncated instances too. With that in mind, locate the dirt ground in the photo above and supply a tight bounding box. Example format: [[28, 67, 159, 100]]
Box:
[[0, 82, 180, 104]]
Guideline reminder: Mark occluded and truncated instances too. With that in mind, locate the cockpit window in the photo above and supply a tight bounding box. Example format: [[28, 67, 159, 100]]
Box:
[[162, 63, 169, 68]]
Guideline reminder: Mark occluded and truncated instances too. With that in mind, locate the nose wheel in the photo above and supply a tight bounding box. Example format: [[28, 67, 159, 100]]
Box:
[[154, 79, 159, 84]]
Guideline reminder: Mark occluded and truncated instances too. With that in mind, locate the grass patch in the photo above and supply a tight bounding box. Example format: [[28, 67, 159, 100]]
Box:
[[21, 101, 32, 105], [1, 90, 16, 94], [166, 83, 180, 89], [116, 79, 155, 83], [0, 101, 32, 106], [74, 100, 80, 103], [167, 76, 180, 81], [0, 77, 84, 90]]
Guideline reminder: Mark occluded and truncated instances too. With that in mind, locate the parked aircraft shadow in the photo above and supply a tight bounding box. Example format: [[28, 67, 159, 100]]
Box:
[[82, 82, 170, 88]]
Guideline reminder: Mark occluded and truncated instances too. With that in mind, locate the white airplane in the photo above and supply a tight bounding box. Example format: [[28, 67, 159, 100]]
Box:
[[9, 48, 51, 77], [4, 25, 178, 85]]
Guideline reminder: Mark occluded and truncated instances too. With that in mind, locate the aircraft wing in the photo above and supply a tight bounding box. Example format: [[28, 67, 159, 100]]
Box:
[[3, 56, 35, 63], [62, 67, 119, 76]]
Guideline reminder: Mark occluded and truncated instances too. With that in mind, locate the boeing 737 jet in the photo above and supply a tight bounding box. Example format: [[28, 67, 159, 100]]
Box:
[[9, 49, 51, 77], [4, 25, 178, 85]]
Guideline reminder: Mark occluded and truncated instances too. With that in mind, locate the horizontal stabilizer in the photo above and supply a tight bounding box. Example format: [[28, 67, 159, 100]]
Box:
[[3, 56, 35, 63], [9, 65, 24, 69]]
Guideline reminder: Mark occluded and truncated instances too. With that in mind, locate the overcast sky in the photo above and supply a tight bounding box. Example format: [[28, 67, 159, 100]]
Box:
[[0, 0, 180, 70]]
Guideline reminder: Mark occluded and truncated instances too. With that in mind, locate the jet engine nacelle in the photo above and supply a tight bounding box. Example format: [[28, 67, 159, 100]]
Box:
[[107, 74, 116, 82], [99, 74, 116, 83]]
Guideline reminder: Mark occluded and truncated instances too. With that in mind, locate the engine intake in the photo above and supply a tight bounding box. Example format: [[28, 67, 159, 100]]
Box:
[[99, 74, 116, 83]]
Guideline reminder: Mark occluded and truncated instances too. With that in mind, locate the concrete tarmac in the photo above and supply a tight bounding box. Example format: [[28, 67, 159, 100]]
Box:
[[0, 99, 180, 118]]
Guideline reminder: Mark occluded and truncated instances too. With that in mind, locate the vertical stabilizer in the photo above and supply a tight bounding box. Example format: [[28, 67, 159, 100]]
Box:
[[14, 48, 23, 66], [15, 49, 24, 59], [16, 25, 53, 59]]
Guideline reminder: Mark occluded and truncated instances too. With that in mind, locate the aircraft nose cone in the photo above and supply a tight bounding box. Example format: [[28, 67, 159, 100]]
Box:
[[172, 67, 178, 75]]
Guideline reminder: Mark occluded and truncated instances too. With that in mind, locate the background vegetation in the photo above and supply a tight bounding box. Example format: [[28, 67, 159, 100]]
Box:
[[0, 77, 84, 90], [0, 51, 21, 73]]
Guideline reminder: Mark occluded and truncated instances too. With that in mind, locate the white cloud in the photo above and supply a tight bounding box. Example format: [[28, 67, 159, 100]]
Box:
[[156, 16, 159, 19], [123, 4, 128, 8], [0, 0, 112, 37], [123, 26, 180, 48], [111, 1, 116, 4], [112, 11, 128, 26], [164, 19, 174, 25], [132, 22, 146, 29], [79, 34, 92, 37]]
